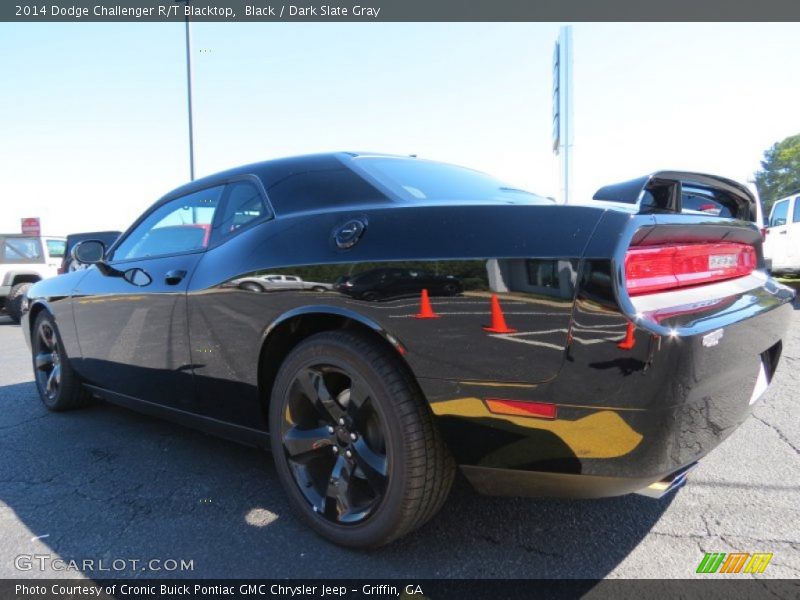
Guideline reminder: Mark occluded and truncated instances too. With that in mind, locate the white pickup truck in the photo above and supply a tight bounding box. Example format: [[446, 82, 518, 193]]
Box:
[[764, 192, 800, 275], [0, 234, 65, 323], [232, 273, 332, 293]]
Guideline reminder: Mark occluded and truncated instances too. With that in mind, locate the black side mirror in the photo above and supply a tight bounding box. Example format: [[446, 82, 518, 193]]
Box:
[[72, 240, 106, 265], [73, 240, 123, 277]]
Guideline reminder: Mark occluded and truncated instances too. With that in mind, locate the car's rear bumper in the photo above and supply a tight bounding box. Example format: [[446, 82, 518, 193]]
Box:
[[461, 462, 698, 500], [418, 272, 795, 499]]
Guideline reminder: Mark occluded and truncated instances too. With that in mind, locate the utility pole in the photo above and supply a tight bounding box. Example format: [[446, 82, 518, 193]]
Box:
[[552, 26, 573, 203]]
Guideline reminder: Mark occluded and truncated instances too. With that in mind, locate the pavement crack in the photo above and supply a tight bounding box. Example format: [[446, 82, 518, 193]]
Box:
[[752, 414, 800, 456], [700, 514, 713, 537], [519, 544, 563, 558]]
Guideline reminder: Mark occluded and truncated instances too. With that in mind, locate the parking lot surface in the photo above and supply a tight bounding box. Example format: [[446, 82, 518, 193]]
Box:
[[0, 304, 798, 579]]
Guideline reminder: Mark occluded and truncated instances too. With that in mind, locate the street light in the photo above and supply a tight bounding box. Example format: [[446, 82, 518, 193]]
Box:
[[174, 0, 195, 181]]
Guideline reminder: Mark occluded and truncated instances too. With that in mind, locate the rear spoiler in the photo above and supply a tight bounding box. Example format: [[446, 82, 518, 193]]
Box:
[[592, 171, 756, 222]]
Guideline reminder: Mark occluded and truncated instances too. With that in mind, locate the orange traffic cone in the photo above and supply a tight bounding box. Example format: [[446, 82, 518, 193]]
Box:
[[483, 294, 517, 333], [617, 323, 636, 350], [414, 289, 440, 319]]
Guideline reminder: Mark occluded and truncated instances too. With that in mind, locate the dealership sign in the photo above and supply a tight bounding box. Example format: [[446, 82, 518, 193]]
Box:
[[21, 217, 41, 236]]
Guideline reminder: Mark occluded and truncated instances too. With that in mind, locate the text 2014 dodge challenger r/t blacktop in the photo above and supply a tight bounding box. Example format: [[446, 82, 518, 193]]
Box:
[[22, 153, 795, 547]]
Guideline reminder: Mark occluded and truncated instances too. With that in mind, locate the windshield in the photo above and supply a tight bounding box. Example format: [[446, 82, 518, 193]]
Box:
[[353, 157, 548, 204]]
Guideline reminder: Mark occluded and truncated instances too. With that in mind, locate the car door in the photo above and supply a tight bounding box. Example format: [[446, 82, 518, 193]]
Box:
[[283, 275, 303, 291], [765, 198, 790, 270], [184, 178, 273, 426], [72, 185, 225, 411]]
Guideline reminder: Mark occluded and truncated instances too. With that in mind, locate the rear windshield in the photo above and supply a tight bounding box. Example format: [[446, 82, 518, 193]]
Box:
[[267, 168, 389, 214], [681, 191, 733, 218], [354, 157, 548, 204]]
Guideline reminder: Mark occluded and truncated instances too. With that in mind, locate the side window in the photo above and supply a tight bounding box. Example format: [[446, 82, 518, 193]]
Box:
[[793, 197, 800, 223], [211, 181, 269, 243], [113, 186, 224, 261], [2, 237, 42, 263], [46, 239, 66, 258], [770, 200, 789, 227]]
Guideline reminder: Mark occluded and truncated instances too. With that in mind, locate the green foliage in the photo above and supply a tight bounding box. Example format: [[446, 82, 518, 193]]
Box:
[[755, 133, 800, 218]]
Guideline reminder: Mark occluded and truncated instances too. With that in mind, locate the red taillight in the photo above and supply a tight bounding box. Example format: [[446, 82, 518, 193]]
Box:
[[485, 398, 557, 420], [625, 242, 756, 296]]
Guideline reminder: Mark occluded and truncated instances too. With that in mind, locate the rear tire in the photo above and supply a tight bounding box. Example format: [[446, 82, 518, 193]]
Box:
[[269, 330, 454, 548], [31, 311, 92, 411], [6, 282, 33, 324]]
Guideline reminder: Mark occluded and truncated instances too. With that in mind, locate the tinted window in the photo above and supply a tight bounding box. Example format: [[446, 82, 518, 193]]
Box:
[[2, 237, 42, 263], [46, 239, 66, 258], [354, 157, 547, 204], [212, 181, 269, 242], [267, 168, 388, 214], [794, 197, 800, 223], [770, 200, 789, 227], [113, 186, 223, 261]]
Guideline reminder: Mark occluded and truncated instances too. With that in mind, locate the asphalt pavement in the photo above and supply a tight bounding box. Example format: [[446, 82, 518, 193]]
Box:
[[0, 304, 798, 579]]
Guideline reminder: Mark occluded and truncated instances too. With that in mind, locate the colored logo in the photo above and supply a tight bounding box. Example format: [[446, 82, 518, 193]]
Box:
[[696, 552, 773, 574]]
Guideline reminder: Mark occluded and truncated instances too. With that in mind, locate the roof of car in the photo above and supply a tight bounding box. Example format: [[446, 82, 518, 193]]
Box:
[[154, 152, 552, 218], [161, 152, 388, 203]]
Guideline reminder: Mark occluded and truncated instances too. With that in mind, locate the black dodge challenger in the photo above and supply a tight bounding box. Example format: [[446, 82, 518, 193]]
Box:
[[22, 153, 795, 548]]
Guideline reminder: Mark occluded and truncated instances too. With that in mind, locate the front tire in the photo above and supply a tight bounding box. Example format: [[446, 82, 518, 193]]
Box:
[[269, 331, 454, 548], [31, 312, 91, 411], [239, 281, 265, 293], [6, 282, 33, 324]]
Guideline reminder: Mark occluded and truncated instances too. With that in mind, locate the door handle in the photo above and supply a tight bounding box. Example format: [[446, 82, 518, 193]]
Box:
[[165, 269, 187, 285], [779, 230, 787, 235]]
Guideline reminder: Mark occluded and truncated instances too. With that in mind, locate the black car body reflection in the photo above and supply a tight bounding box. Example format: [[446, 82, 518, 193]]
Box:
[[335, 267, 462, 301], [21, 153, 795, 546]]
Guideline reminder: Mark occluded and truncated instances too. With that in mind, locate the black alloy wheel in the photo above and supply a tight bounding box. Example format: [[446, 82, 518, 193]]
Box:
[[31, 312, 91, 411], [270, 331, 455, 548], [34, 318, 61, 403], [280, 364, 388, 524]]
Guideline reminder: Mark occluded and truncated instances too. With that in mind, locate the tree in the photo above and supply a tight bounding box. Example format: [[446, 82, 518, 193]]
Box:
[[755, 133, 800, 217]]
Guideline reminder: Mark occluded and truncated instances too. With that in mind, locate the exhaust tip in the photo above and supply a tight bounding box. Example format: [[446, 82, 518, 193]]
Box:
[[636, 462, 698, 499]]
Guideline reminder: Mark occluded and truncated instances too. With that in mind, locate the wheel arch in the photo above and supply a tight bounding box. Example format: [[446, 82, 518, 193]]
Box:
[[26, 299, 53, 334], [256, 306, 414, 425], [10, 273, 42, 287]]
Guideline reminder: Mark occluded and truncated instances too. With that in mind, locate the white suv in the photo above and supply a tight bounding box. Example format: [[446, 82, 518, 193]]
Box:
[[0, 235, 66, 323]]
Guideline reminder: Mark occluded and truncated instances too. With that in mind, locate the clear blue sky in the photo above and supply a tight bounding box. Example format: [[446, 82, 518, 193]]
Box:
[[1, 22, 799, 235]]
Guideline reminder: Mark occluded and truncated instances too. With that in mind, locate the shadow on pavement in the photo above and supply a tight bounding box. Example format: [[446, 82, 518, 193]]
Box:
[[0, 314, 18, 326], [0, 381, 674, 579]]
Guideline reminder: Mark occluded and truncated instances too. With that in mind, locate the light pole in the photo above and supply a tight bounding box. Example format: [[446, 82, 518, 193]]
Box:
[[175, 0, 195, 180], [552, 26, 573, 204]]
